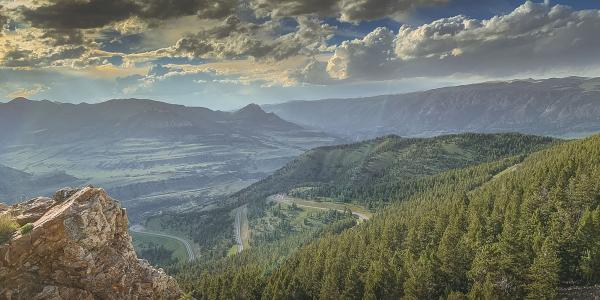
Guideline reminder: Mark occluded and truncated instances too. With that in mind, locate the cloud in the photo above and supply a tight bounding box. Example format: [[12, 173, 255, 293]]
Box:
[[137, 0, 237, 20], [250, 0, 448, 22], [289, 59, 336, 84], [326, 27, 395, 80], [322, 1, 600, 81], [19, 0, 239, 30], [1, 45, 87, 68], [20, 0, 138, 29], [0, 6, 7, 34], [6, 84, 48, 99], [40, 29, 85, 46], [172, 16, 335, 60]]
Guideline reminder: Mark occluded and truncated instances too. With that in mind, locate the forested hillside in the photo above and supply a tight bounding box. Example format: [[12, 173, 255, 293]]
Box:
[[232, 133, 556, 208], [179, 134, 600, 299]]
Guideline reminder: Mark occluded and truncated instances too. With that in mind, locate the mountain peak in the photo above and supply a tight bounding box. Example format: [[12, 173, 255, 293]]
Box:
[[9, 97, 31, 103], [236, 103, 266, 115]]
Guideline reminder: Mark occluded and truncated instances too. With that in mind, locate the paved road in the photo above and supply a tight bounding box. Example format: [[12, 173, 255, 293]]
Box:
[[271, 194, 370, 221], [233, 205, 248, 253], [130, 225, 195, 262]]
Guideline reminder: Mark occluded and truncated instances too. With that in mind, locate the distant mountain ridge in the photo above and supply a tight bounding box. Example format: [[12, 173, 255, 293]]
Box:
[[264, 76, 600, 139], [0, 98, 339, 217], [0, 98, 302, 145]]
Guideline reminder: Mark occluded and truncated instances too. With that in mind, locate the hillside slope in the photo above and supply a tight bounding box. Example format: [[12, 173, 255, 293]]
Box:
[[232, 133, 556, 207], [185, 134, 600, 299], [0, 164, 81, 202], [265, 77, 600, 139]]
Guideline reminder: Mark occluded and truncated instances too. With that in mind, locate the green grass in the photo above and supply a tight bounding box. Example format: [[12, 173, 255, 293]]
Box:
[[131, 231, 188, 262], [19, 223, 34, 235], [492, 162, 521, 180], [227, 245, 239, 256], [0, 214, 19, 243], [281, 196, 373, 219]]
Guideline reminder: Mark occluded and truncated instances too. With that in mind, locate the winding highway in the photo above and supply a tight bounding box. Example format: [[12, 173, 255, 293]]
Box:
[[130, 225, 195, 262]]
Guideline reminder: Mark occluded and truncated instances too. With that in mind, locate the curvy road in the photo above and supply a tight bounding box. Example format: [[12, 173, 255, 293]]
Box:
[[130, 225, 195, 262]]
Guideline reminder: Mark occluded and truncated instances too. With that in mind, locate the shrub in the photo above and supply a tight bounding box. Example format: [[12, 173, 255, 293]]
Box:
[[20, 223, 34, 235], [0, 214, 19, 244]]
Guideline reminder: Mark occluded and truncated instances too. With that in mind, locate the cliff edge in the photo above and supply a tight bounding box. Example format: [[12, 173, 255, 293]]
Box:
[[0, 187, 182, 299]]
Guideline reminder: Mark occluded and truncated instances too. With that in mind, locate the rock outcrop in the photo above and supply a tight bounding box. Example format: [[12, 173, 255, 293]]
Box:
[[0, 187, 182, 299]]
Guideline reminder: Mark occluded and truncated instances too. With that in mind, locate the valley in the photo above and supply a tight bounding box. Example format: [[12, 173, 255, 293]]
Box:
[[3, 1, 600, 298], [0, 99, 340, 221]]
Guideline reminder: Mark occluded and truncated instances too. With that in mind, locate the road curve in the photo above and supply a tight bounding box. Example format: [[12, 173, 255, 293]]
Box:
[[271, 194, 370, 221], [130, 226, 195, 262]]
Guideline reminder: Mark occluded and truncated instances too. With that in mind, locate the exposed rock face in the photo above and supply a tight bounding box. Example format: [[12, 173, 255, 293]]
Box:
[[0, 187, 182, 300]]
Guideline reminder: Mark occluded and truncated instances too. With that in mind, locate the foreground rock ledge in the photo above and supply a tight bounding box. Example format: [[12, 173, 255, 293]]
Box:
[[0, 187, 182, 300]]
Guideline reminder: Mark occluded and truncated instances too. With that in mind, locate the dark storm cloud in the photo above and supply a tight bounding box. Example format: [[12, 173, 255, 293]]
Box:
[[251, 0, 448, 22], [21, 0, 138, 29], [20, 0, 238, 30], [138, 0, 237, 19]]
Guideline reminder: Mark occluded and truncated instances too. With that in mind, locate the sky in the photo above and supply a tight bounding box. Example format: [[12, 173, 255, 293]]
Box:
[[0, 0, 599, 110]]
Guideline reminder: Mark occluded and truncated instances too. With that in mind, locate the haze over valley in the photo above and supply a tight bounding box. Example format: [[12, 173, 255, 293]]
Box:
[[0, 99, 339, 219], [2, 0, 600, 299]]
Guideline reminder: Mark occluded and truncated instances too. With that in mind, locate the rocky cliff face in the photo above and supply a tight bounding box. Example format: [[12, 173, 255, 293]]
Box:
[[0, 187, 182, 300]]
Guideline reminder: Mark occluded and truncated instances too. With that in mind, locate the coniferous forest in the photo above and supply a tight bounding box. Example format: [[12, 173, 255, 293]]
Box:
[[173, 134, 600, 299]]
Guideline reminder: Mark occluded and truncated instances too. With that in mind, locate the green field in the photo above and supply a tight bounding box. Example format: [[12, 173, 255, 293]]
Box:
[[276, 196, 373, 219], [131, 231, 189, 263]]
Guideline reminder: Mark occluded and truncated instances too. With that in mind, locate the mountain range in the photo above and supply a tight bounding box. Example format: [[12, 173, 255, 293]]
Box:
[[0, 99, 339, 218], [264, 77, 600, 139], [0, 98, 302, 144]]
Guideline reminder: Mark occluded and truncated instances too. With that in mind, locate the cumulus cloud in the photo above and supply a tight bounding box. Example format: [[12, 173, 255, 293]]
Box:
[[251, 0, 447, 22], [1, 45, 87, 68], [322, 1, 600, 81], [40, 29, 85, 46], [3, 0, 600, 103], [289, 59, 336, 84], [326, 27, 395, 80], [173, 16, 335, 60]]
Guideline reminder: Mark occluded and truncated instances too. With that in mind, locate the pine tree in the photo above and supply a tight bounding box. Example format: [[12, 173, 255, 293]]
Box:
[[525, 238, 560, 299]]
